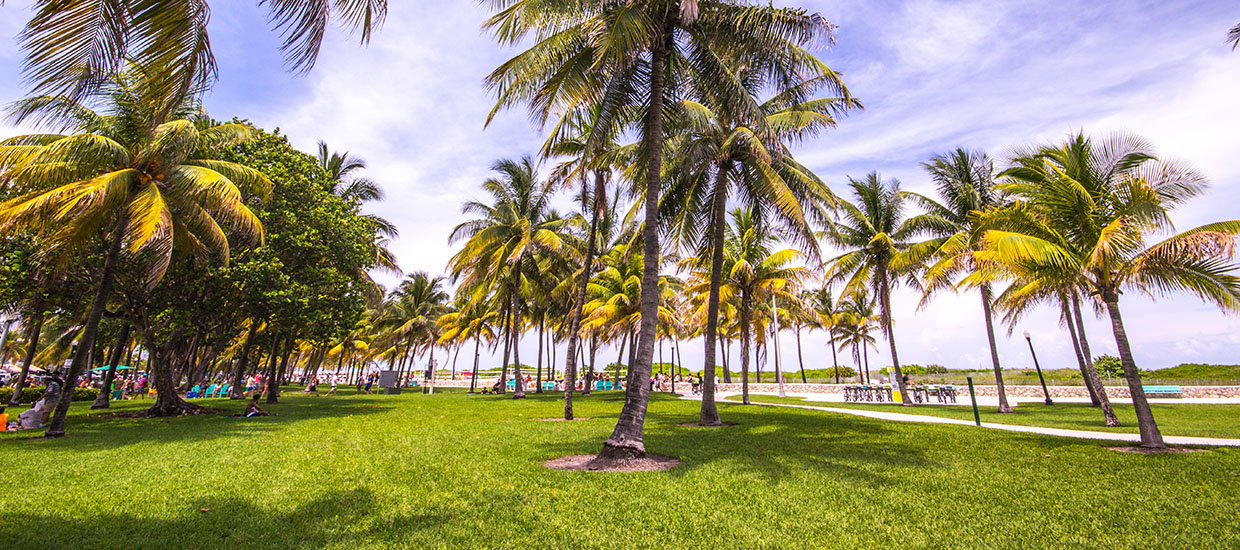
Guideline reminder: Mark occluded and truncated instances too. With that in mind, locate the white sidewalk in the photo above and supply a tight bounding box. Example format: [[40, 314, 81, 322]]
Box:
[[683, 391, 1240, 447]]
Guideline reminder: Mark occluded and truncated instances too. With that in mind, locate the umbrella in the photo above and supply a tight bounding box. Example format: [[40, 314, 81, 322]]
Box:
[[87, 365, 132, 372], [2, 365, 47, 374]]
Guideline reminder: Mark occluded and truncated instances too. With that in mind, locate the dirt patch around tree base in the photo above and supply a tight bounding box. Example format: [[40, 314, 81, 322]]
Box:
[[534, 417, 593, 422], [544, 454, 683, 472], [675, 421, 738, 428], [1105, 445, 1208, 455]]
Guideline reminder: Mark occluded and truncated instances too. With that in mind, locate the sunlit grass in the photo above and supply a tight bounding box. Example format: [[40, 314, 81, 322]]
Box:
[[2, 388, 1237, 548]]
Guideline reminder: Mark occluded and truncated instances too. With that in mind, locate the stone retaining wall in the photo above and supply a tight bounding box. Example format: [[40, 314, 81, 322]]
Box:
[[424, 379, 1240, 399]]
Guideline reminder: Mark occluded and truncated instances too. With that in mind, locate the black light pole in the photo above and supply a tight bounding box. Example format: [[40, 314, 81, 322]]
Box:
[[1023, 330, 1053, 405]]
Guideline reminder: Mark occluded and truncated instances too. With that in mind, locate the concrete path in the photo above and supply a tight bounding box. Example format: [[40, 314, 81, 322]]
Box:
[[682, 392, 1240, 447]]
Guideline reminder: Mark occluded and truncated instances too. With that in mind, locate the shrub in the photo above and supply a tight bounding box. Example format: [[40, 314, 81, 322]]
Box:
[[925, 365, 949, 374], [0, 386, 100, 404], [1093, 355, 1127, 378]]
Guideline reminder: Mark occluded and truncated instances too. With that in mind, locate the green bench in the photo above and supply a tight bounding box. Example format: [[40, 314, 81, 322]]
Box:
[[1142, 385, 1182, 398]]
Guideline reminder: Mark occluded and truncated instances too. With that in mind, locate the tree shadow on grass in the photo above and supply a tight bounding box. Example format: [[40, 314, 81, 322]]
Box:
[[0, 396, 395, 452], [535, 400, 937, 487], [0, 487, 447, 550]]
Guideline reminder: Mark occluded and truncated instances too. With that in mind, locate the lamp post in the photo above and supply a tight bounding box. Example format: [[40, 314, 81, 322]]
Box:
[[1023, 330, 1053, 405]]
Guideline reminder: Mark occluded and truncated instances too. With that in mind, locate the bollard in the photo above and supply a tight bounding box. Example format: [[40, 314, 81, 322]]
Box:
[[967, 376, 980, 426]]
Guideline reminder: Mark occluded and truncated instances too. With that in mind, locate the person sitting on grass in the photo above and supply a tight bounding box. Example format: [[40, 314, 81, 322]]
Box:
[[243, 394, 270, 417]]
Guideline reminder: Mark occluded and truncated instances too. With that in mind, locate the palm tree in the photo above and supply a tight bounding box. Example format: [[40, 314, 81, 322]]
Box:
[[0, 72, 270, 436], [685, 208, 804, 404], [16, 1, 387, 126], [663, 63, 854, 425], [801, 287, 843, 384], [447, 156, 566, 399], [485, 0, 842, 460], [437, 301, 499, 394], [913, 149, 1015, 413], [981, 131, 1239, 448], [1229, 22, 1240, 50], [820, 173, 936, 406], [834, 289, 879, 383]]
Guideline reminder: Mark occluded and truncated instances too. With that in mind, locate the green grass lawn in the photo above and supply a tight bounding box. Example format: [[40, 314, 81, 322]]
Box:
[[3, 388, 1238, 548], [724, 394, 1240, 439]]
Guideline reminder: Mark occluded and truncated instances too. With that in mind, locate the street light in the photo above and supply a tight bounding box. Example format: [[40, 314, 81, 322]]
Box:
[[1023, 330, 1053, 405]]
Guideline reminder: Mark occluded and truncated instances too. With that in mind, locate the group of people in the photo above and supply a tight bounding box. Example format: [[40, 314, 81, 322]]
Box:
[[301, 372, 378, 396]]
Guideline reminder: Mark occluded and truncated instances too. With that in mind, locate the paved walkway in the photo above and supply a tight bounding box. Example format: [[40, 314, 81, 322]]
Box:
[[682, 392, 1240, 447]]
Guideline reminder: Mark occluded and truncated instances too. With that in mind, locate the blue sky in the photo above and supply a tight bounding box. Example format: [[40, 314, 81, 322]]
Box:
[[1, 1, 1238, 374]]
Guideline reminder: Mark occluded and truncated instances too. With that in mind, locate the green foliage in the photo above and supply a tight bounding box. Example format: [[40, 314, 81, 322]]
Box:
[[0, 386, 98, 404], [1147, 364, 1240, 380], [1093, 355, 1126, 378]]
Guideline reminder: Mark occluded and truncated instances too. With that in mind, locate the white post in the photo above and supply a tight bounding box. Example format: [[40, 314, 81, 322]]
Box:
[[772, 295, 786, 398]]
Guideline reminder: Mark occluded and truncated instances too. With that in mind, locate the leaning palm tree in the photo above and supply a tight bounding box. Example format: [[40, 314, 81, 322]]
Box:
[[979, 131, 1239, 449], [0, 70, 270, 436], [447, 156, 566, 399], [913, 149, 1015, 413], [16, 1, 387, 127], [819, 173, 936, 406], [485, 0, 843, 461]]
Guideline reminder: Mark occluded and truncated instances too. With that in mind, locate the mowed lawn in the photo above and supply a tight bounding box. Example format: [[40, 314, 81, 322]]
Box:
[[3, 389, 1238, 549], [726, 394, 1240, 439]]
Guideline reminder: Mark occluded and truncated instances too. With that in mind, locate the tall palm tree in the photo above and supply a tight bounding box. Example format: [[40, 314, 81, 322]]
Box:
[[16, 0, 387, 126], [801, 287, 843, 384], [981, 131, 1239, 448], [664, 64, 853, 425], [485, 0, 842, 460], [437, 300, 499, 394], [834, 289, 879, 383], [685, 208, 804, 404], [0, 71, 270, 436], [913, 148, 1015, 413], [447, 156, 566, 399], [820, 173, 936, 406]]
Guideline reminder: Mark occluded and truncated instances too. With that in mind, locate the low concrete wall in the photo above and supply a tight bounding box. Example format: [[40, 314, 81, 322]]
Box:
[[425, 379, 1240, 399]]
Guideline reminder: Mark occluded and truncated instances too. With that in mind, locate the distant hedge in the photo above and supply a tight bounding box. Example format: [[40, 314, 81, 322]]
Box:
[[0, 387, 99, 404]]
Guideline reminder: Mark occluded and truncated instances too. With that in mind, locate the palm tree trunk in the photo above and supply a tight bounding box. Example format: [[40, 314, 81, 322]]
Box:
[[268, 342, 292, 404], [830, 331, 841, 384], [47, 211, 129, 437], [879, 271, 912, 406], [795, 325, 807, 384], [469, 336, 481, 393], [615, 331, 628, 391], [262, 334, 282, 402], [3, 314, 43, 413], [451, 343, 460, 379], [862, 345, 870, 383], [91, 322, 131, 409], [739, 298, 752, 405], [498, 306, 511, 394], [510, 292, 526, 400], [1072, 292, 1109, 409], [535, 315, 545, 394], [722, 336, 732, 383], [583, 334, 597, 396], [980, 284, 1012, 413], [1065, 298, 1118, 426], [562, 172, 605, 419], [229, 323, 259, 399], [1101, 290, 1163, 448], [598, 25, 671, 460], [699, 164, 730, 424]]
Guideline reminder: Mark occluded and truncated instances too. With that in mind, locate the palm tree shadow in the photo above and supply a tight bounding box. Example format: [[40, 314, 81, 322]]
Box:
[[0, 487, 446, 549], [536, 401, 937, 486]]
